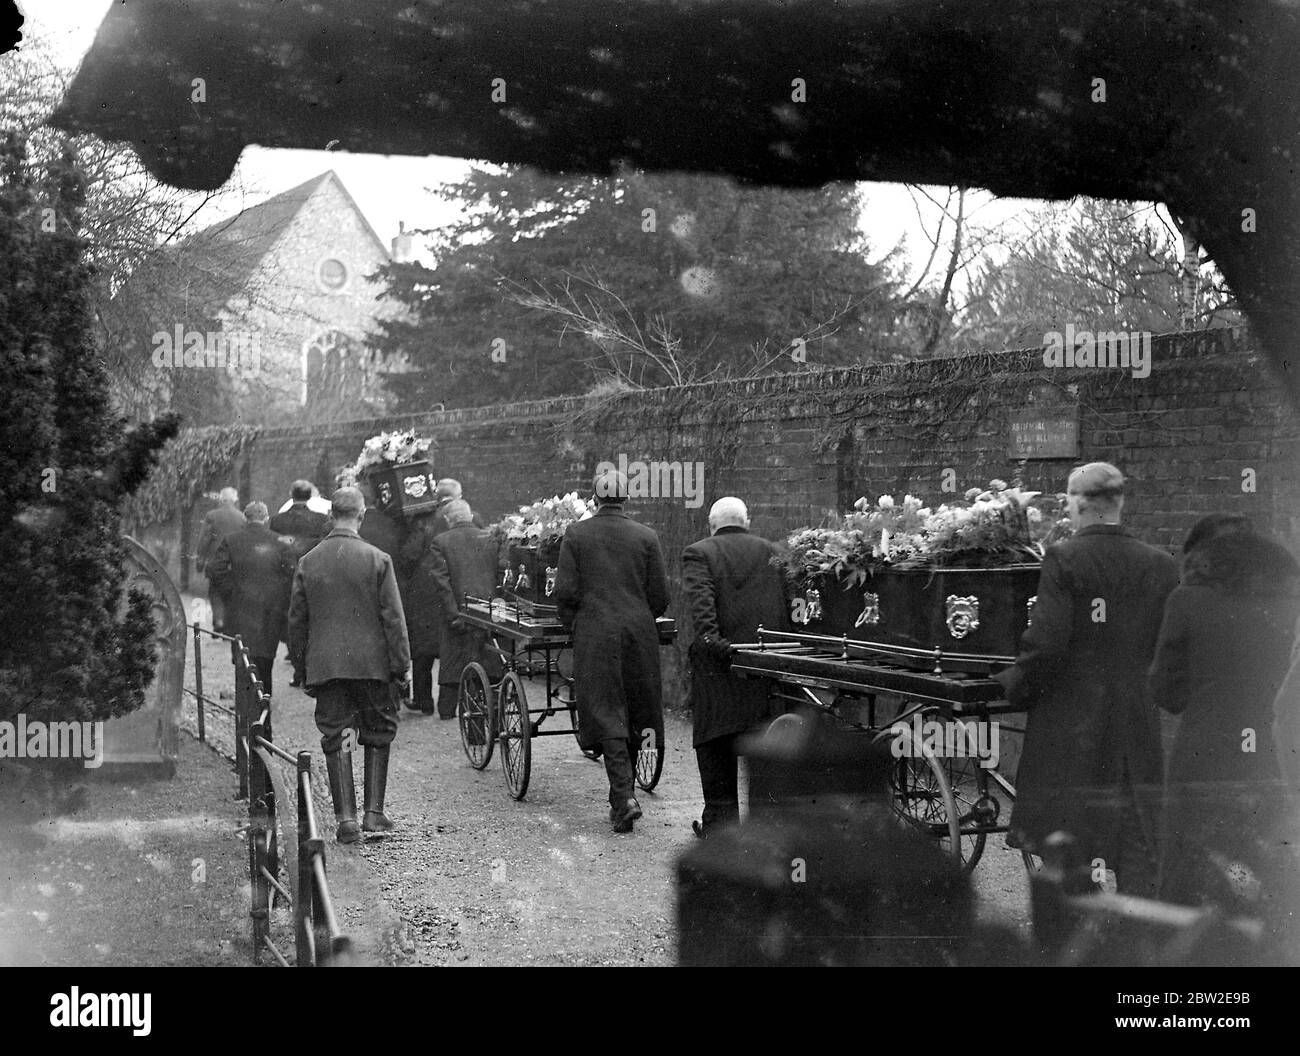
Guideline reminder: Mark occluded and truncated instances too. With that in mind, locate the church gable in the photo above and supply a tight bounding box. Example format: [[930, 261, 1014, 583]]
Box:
[[108, 170, 407, 427]]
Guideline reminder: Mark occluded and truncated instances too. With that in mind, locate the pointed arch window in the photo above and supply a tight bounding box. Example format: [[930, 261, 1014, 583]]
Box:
[[303, 330, 358, 405]]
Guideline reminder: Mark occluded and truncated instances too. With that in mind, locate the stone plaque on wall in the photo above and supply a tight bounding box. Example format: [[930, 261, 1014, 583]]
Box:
[[1008, 406, 1080, 459]]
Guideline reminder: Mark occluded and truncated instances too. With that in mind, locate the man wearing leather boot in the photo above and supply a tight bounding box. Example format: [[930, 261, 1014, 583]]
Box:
[[553, 467, 670, 834], [289, 486, 411, 843]]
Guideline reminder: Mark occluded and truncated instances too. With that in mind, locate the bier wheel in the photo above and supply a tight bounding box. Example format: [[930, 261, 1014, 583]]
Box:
[[457, 662, 494, 769], [498, 671, 532, 800], [635, 740, 664, 792], [882, 721, 965, 868], [930, 750, 990, 873]]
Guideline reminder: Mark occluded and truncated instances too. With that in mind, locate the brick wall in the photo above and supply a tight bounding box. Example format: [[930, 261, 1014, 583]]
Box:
[[171, 325, 1298, 699], [240, 326, 1298, 548]]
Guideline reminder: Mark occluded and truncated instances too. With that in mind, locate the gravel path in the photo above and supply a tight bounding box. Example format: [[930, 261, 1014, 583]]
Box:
[[185, 621, 1033, 966]]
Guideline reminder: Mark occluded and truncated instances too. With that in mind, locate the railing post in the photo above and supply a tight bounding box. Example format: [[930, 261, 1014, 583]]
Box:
[[296, 752, 315, 967], [249, 670, 279, 882], [247, 713, 271, 964], [234, 635, 248, 800], [193, 621, 206, 744], [310, 841, 328, 962]]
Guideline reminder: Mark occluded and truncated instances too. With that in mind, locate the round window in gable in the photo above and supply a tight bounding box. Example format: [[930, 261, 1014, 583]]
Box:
[[319, 258, 348, 291]]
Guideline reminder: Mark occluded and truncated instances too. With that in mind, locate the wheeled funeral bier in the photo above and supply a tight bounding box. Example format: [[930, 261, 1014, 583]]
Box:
[[792, 564, 1043, 668], [453, 594, 676, 801]]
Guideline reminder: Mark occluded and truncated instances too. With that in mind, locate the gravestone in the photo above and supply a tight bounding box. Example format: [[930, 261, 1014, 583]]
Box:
[[102, 536, 185, 773]]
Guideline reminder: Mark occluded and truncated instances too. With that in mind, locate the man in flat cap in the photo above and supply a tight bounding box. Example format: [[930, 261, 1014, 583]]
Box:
[[682, 496, 792, 837], [553, 467, 670, 833], [996, 462, 1178, 895], [289, 486, 411, 844]]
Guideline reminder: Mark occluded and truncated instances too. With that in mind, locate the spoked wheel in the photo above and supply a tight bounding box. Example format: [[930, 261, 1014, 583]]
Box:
[[498, 671, 532, 800], [929, 747, 991, 873], [566, 695, 600, 760], [559, 682, 600, 761], [882, 722, 963, 868], [458, 662, 494, 770], [557, 648, 597, 760], [635, 737, 664, 792]]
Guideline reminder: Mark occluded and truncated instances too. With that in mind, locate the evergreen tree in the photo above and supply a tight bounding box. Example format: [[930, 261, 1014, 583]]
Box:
[[368, 166, 907, 406], [0, 133, 176, 725]]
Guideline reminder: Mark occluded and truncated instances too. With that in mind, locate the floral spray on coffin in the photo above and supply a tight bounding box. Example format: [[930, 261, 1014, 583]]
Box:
[[778, 493, 934, 640], [778, 484, 1072, 668], [489, 493, 598, 613], [338, 431, 438, 519]]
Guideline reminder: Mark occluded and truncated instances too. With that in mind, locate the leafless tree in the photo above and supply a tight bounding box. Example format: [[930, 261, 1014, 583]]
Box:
[[508, 267, 866, 390]]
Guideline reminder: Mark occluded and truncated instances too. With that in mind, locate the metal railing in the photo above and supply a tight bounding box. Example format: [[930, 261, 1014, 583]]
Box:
[[186, 621, 352, 965], [183, 623, 239, 769]]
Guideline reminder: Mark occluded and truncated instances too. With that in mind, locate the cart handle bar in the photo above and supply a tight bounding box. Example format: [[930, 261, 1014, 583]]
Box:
[[733, 626, 1016, 665]]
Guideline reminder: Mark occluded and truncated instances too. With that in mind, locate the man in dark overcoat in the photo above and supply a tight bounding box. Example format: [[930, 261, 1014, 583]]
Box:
[[269, 479, 331, 687], [427, 500, 503, 719], [553, 468, 670, 833], [289, 487, 411, 844], [1147, 529, 1300, 918], [400, 508, 443, 715], [207, 501, 294, 697], [357, 476, 412, 583], [682, 496, 792, 837], [195, 486, 245, 632], [995, 462, 1178, 896], [396, 482, 487, 713]]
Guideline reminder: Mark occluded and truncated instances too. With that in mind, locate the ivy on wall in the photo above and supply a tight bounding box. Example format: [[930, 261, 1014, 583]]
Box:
[[120, 424, 261, 533]]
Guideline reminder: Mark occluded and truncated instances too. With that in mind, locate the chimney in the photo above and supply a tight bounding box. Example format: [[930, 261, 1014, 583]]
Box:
[[391, 220, 414, 263]]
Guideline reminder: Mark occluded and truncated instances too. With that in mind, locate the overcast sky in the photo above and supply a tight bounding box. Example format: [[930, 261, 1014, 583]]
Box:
[[21, 0, 1049, 281]]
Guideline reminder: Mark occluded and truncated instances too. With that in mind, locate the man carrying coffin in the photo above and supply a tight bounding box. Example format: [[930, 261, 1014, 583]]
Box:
[[995, 462, 1178, 895], [682, 496, 792, 837], [553, 468, 670, 833]]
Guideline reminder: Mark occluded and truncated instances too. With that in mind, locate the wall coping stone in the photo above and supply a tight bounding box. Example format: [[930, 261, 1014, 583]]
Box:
[[252, 326, 1259, 443]]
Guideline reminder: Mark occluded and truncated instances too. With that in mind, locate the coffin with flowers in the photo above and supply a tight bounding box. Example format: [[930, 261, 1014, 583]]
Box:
[[368, 460, 439, 518], [780, 483, 1071, 665], [337, 431, 438, 519], [491, 493, 597, 608], [503, 539, 563, 605], [860, 564, 1043, 658]]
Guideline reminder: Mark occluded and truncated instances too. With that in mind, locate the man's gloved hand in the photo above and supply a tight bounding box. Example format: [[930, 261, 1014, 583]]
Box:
[[391, 672, 411, 698], [698, 635, 733, 668]]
